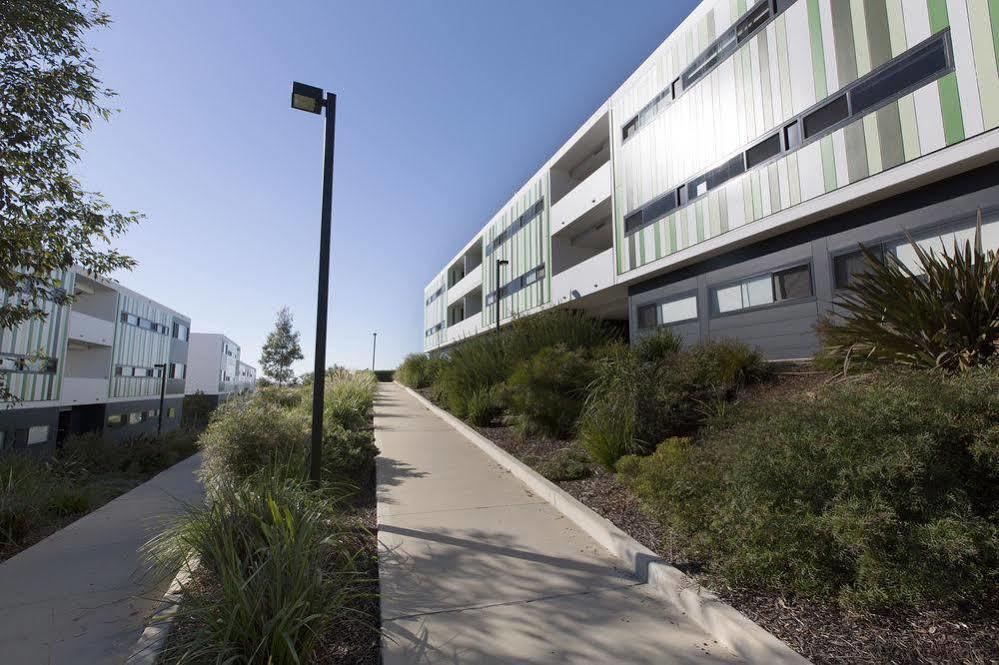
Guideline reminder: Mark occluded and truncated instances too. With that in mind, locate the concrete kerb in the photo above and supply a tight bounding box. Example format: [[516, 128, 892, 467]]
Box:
[[127, 556, 199, 664], [398, 382, 810, 665]]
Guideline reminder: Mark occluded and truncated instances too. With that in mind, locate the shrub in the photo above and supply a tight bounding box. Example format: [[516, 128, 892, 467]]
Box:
[[620, 369, 999, 610], [465, 386, 502, 426], [322, 424, 378, 491], [818, 212, 999, 372], [323, 371, 376, 431], [686, 338, 769, 391], [183, 391, 215, 428], [434, 334, 509, 418], [396, 353, 444, 389], [635, 328, 682, 364], [256, 385, 304, 409], [198, 396, 308, 487], [504, 345, 594, 438], [527, 447, 592, 482], [577, 345, 647, 469], [145, 476, 368, 664], [0, 455, 49, 547]]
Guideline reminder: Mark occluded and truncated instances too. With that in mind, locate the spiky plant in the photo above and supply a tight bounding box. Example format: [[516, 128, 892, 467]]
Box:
[[818, 211, 999, 372]]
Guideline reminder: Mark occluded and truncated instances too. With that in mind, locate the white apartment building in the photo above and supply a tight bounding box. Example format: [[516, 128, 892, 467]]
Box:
[[185, 333, 245, 406], [0, 268, 192, 453], [425, 0, 999, 359], [236, 361, 257, 394]]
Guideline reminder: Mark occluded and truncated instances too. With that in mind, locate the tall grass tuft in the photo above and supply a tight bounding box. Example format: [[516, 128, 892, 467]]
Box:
[[818, 211, 999, 372], [396, 353, 445, 389], [145, 475, 371, 664]]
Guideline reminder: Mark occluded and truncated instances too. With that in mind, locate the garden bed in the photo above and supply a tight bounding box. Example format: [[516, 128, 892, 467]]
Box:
[[427, 375, 999, 665]]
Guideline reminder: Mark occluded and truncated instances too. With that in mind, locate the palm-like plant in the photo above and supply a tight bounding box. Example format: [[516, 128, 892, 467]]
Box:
[[818, 210, 999, 372]]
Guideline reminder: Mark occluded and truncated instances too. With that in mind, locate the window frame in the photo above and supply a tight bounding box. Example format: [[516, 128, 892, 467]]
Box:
[[710, 261, 815, 317]]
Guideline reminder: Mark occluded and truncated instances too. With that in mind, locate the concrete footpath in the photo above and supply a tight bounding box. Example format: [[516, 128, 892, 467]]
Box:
[[375, 383, 741, 664], [0, 452, 204, 665]]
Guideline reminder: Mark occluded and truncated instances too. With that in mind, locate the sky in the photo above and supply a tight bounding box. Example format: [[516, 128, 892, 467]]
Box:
[[79, 0, 697, 376]]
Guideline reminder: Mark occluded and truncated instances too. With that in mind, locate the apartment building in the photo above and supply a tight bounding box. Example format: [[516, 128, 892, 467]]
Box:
[[236, 361, 258, 394], [424, 0, 999, 360], [0, 269, 192, 454], [185, 333, 244, 406]]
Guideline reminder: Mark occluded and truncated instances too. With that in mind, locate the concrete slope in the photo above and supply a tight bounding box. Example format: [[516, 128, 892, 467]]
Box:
[[376, 383, 740, 664], [0, 452, 203, 665]]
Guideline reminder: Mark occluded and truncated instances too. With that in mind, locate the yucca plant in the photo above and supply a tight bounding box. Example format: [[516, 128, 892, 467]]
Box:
[[818, 211, 999, 372]]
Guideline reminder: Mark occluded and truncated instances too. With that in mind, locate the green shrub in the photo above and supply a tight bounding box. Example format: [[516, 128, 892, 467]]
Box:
[[145, 475, 368, 664], [528, 447, 592, 482], [620, 369, 999, 610], [198, 396, 309, 487], [322, 424, 378, 491], [256, 385, 304, 409], [0, 455, 49, 547], [322, 371, 376, 431], [465, 386, 502, 426], [686, 338, 769, 391], [183, 391, 215, 428], [396, 353, 444, 389], [577, 345, 647, 469], [504, 345, 594, 438], [635, 328, 682, 364], [818, 212, 999, 372], [434, 334, 509, 418]]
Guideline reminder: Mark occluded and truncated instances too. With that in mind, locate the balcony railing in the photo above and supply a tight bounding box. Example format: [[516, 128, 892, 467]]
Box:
[[551, 247, 615, 305], [550, 161, 611, 236], [67, 311, 115, 347], [447, 263, 483, 306]]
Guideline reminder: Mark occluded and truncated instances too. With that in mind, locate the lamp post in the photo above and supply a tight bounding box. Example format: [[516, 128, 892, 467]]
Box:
[[495, 259, 509, 334], [291, 81, 337, 486], [371, 332, 377, 371], [154, 363, 167, 437]]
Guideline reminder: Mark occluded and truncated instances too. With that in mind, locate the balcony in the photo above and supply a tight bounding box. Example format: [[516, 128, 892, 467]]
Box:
[[61, 377, 110, 404], [446, 314, 482, 345], [447, 263, 482, 306], [551, 247, 615, 305], [549, 161, 612, 237], [68, 311, 115, 347]]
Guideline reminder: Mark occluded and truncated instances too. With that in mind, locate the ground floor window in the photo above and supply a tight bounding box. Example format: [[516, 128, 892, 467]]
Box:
[[714, 263, 813, 314], [27, 425, 49, 446]]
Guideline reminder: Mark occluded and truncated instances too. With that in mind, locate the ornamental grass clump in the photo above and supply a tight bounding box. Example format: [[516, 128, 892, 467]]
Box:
[[818, 211, 999, 372]]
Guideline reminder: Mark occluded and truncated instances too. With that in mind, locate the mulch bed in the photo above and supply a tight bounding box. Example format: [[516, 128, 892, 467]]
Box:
[[444, 372, 999, 665]]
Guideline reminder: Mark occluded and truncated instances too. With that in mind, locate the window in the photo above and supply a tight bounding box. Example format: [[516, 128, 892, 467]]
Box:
[[833, 248, 883, 289], [891, 216, 999, 274], [637, 304, 658, 329], [169, 362, 186, 379], [773, 264, 812, 301], [850, 35, 950, 116], [659, 294, 698, 324], [27, 425, 49, 446], [745, 133, 781, 168], [783, 121, 802, 150], [168, 407, 176, 419], [107, 414, 123, 427], [714, 264, 813, 314], [123, 313, 139, 326], [128, 412, 142, 424], [803, 95, 849, 138], [173, 322, 189, 341], [736, 1, 771, 43]]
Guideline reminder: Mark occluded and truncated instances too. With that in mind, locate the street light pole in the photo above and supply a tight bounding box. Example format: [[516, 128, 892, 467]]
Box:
[[371, 332, 377, 371], [154, 363, 167, 437], [495, 259, 509, 334], [291, 82, 337, 487]]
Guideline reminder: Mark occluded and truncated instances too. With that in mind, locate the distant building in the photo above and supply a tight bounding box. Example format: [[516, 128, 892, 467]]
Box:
[[424, 0, 999, 360], [236, 361, 257, 394], [185, 333, 245, 406], [1, 268, 191, 454]]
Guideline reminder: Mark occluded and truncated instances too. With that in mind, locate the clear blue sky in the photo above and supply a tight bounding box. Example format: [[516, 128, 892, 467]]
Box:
[[79, 0, 696, 375]]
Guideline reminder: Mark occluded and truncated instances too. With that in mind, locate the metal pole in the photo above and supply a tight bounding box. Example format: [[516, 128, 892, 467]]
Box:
[[309, 92, 337, 487], [371, 332, 377, 371], [494, 260, 507, 334], [155, 363, 167, 436]]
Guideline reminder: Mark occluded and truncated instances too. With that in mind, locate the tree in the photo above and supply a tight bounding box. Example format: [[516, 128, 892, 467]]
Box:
[[260, 307, 304, 386], [2, 0, 140, 399]]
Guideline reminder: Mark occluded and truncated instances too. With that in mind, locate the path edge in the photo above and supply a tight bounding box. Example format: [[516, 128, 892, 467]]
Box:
[[127, 555, 199, 664], [398, 382, 810, 665]]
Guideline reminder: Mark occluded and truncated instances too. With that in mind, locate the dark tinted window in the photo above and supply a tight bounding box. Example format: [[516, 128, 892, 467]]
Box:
[[737, 2, 771, 43], [784, 121, 802, 150], [833, 247, 883, 288], [774, 264, 813, 300], [803, 95, 849, 138], [745, 133, 781, 168], [645, 192, 678, 223], [850, 35, 949, 115], [624, 210, 644, 234], [637, 304, 659, 329]]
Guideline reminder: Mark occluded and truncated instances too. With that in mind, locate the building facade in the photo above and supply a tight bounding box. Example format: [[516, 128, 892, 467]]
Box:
[[185, 333, 243, 406], [424, 0, 999, 360], [236, 361, 257, 394], [0, 269, 192, 454]]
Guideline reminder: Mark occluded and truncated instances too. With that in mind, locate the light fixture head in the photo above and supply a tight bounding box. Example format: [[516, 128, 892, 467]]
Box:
[[291, 81, 324, 114]]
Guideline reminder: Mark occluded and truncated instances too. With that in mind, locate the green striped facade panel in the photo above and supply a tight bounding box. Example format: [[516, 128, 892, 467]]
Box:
[[612, 0, 999, 275], [481, 177, 551, 328], [423, 272, 447, 351], [109, 292, 173, 399], [0, 270, 75, 402]]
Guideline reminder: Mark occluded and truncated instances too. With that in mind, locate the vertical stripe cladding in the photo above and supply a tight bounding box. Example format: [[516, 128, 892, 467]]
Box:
[[611, 0, 999, 274]]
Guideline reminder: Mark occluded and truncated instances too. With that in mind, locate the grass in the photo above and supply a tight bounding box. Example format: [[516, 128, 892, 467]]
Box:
[[0, 428, 200, 561]]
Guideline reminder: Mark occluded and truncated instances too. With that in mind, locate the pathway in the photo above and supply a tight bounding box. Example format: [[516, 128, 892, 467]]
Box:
[[0, 452, 204, 664], [375, 383, 741, 664]]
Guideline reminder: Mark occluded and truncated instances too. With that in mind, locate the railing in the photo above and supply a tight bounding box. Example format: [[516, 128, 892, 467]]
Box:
[[551, 247, 615, 305], [67, 311, 115, 346], [447, 263, 483, 306], [550, 161, 611, 236], [60, 377, 110, 403]]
